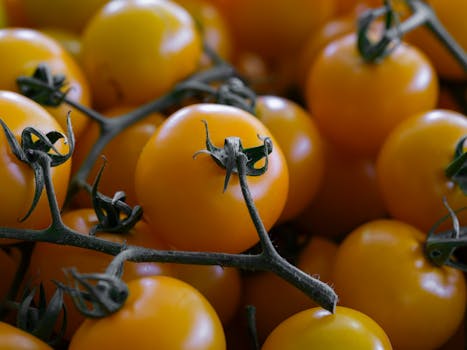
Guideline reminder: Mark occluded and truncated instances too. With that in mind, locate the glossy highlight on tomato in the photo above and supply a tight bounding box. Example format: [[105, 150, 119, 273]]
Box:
[[0, 28, 91, 138], [81, 0, 202, 109]]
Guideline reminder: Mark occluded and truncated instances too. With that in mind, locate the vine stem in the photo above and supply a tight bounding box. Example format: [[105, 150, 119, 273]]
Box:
[[0, 136, 337, 312], [359, 0, 467, 69], [101, 140, 337, 313]]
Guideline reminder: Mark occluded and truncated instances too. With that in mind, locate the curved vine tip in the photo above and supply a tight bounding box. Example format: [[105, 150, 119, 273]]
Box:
[[57, 268, 128, 318]]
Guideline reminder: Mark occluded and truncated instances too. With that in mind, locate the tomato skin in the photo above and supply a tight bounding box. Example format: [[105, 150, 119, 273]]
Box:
[[213, 0, 335, 62], [332, 219, 466, 350], [174, 0, 232, 64], [242, 236, 337, 341], [29, 208, 174, 338], [21, 0, 110, 34], [296, 140, 387, 239], [72, 106, 164, 207], [0, 322, 52, 350], [261, 306, 393, 350], [376, 110, 467, 232], [0, 28, 91, 139], [255, 96, 324, 222], [406, 0, 467, 80], [135, 103, 289, 253], [172, 264, 242, 325], [306, 33, 438, 156], [69, 275, 226, 350], [0, 90, 70, 232], [81, 0, 202, 110], [297, 15, 355, 89]]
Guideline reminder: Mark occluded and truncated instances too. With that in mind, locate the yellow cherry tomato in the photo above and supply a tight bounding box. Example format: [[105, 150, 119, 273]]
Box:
[[81, 0, 202, 110], [376, 109, 467, 232], [262, 306, 393, 350], [69, 276, 226, 350], [255, 95, 324, 222], [332, 219, 466, 350]]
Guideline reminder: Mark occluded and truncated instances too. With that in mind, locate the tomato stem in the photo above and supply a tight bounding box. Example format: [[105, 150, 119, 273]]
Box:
[[358, 0, 467, 69]]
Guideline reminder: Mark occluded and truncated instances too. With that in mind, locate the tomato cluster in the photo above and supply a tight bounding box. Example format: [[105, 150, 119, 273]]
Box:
[[0, 0, 465, 349]]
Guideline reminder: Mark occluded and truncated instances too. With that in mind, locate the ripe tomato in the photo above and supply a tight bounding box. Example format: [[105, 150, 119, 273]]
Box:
[[69, 275, 226, 349], [81, 0, 202, 110], [135, 103, 289, 253], [212, 0, 335, 62], [21, 0, 110, 34], [376, 109, 467, 232], [0, 28, 91, 139], [297, 15, 355, 89], [261, 306, 393, 350], [296, 139, 387, 239], [332, 219, 466, 350], [174, 0, 232, 65], [406, 0, 467, 80], [0, 322, 52, 350], [242, 236, 337, 341], [29, 208, 174, 338], [39, 27, 83, 63], [255, 96, 324, 222], [306, 33, 438, 156], [172, 264, 242, 325], [72, 106, 165, 207], [0, 90, 70, 232]]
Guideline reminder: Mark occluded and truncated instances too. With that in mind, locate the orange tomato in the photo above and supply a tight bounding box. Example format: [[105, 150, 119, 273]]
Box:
[[376, 109, 467, 232], [255, 96, 324, 222], [71, 106, 164, 207], [262, 306, 393, 350], [332, 219, 466, 350], [0, 322, 52, 350], [306, 33, 438, 156], [172, 264, 242, 325], [242, 236, 338, 341], [69, 276, 226, 349], [21, 0, 111, 34], [174, 0, 232, 65], [135, 103, 289, 253], [296, 140, 387, 239], [81, 0, 202, 110], [213, 0, 336, 62]]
